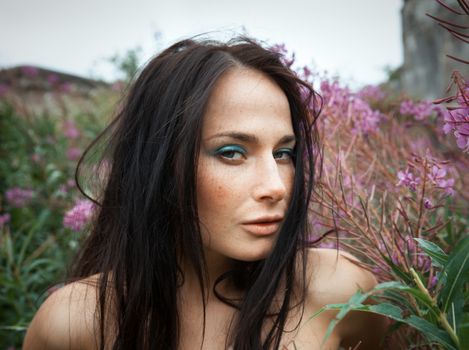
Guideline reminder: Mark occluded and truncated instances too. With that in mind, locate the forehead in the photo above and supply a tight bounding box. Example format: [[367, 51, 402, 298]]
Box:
[[201, 68, 292, 137]]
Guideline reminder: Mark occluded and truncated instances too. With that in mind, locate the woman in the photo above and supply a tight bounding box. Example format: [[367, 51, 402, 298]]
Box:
[[23, 36, 388, 349]]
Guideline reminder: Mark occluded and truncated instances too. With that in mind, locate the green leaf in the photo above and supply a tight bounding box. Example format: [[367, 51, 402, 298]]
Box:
[[439, 236, 469, 313], [307, 281, 459, 350], [322, 303, 457, 350], [460, 313, 469, 350], [414, 238, 448, 268], [383, 257, 413, 284], [372, 281, 439, 318], [405, 315, 457, 350], [378, 289, 417, 314], [17, 209, 50, 266]]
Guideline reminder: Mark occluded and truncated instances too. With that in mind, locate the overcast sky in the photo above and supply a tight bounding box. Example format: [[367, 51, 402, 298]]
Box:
[[0, 0, 403, 88]]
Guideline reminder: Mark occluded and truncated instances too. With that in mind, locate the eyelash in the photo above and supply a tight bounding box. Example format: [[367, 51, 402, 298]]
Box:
[[214, 145, 295, 162], [214, 146, 245, 161]]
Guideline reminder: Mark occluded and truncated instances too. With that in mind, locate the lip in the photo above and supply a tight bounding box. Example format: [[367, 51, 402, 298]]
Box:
[[242, 216, 284, 224], [241, 216, 284, 236]]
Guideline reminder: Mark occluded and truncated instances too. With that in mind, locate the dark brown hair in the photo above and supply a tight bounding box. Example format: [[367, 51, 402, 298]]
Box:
[[71, 35, 321, 350]]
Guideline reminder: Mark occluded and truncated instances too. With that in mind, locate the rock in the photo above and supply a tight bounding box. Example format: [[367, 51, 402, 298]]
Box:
[[399, 0, 469, 99]]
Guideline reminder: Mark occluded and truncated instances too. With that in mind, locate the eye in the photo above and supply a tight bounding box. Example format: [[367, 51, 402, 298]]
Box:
[[214, 145, 246, 161], [273, 148, 295, 161]]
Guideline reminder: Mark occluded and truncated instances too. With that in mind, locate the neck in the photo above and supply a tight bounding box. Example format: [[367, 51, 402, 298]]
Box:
[[179, 248, 237, 302]]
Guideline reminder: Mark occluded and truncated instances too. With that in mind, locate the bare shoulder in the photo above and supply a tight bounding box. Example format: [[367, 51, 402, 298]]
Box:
[[304, 248, 377, 302], [23, 275, 101, 350], [305, 248, 389, 349]]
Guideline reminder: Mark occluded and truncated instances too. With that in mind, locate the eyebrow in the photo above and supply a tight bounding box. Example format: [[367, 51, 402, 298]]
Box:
[[206, 132, 296, 145]]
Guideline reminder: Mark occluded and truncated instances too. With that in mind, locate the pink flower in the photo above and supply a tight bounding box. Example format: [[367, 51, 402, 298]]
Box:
[[357, 85, 385, 101], [58, 184, 68, 194], [442, 88, 469, 152], [0, 83, 9, 97], [62, 120, 80, 139], [5, 187, 34, 207], [400, 100, 414, 115], [66, 147, 81, 161], [319, 79, 383, 135], [396, 168, 420, 191], [424, 197, 433, 209], [31, 153, 42, 163], [318, 241, 338, 249], [0, 213, 11, 226], [429, 276, 438, 289], [47, 74, 59, 85], [63, 199, 95, 231], [269, 43, 295, 67], [302, 66, 313, 80], [59, 179, 77, 195], [112, 81, 125, 91], [59, 82, 72, 93], [400, 99, 436, 120], [348, 97, 383, 134], [21, 66, 39, 78], [417, 254, 431, 272], [427, 165, 455, 196]]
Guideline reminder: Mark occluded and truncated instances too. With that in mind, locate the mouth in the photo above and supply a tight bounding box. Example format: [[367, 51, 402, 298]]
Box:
[[241, 216, 283, 236]]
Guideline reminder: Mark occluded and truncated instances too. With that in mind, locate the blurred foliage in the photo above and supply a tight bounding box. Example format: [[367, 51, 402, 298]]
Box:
[[0, 42, 467, 349]]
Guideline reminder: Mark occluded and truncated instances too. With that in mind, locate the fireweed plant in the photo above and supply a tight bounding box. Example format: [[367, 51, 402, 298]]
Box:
[[0, 37, 468, 350], [0, 74, 115, 348], [271, 30, 468, 348], [304, 81, 468, 349], [427, 0, 469, 154]]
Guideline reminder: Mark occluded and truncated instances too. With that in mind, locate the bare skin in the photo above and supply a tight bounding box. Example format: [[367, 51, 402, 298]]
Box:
[[24, 68, 389, 349], [23, 248, 389, 350]]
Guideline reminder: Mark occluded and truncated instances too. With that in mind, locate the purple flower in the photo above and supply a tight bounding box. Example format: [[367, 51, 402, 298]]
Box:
[[424, 197, 433, 209], [66, 147, 81, 161], [47, 74, 59, 85], [21, 66, 39, 78], [391, 252, 400, 265], [0, 213, 11, 226], [302, 66, 313, 80], [59, 82, 72, 93], [269, 43, 295, 67], [5, 187, 34, 207], [31, 153, 41, 163], [63, 199, 95, 231], [417, 254, 431, 272], [112, 81, 125, 91], [396, 168, 420, 191], [318, 240, 337, 249], [62, 120, 80, 139], [429, 275, 438, 289], [348, 97, 383, 134], [319, 79, 384, 135], [427, 165, 455, 196], [57, 178, 76, 194], [400, 100, 415, 115], [400, 99, 436, 120], [357, 85, 385, 101], [0, 83, 9, 97], [405, 236, 416, 253], [440, 84, 469, 152]]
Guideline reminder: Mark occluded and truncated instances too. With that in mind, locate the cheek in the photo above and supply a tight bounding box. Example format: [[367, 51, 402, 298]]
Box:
[[282, 166, 295, 201], [196, 160, 241, 222]]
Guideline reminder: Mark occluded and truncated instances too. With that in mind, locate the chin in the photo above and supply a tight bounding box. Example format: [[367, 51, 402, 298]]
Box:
[[232, 243, 274, 262]]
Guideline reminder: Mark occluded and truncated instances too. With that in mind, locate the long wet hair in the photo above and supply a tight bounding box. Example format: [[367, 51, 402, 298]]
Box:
[[70, 35, 321, 350]]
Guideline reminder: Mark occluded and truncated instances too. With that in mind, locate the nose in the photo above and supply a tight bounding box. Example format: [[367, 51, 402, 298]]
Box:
[[252, 156, 288, 203]]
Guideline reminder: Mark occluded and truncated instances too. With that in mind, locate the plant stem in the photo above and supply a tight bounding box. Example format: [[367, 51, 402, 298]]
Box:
[[410, 268, 460, 349]]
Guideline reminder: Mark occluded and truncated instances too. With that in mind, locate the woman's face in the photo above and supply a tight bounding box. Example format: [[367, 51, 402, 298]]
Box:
[[197, 68, 295, 263]]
